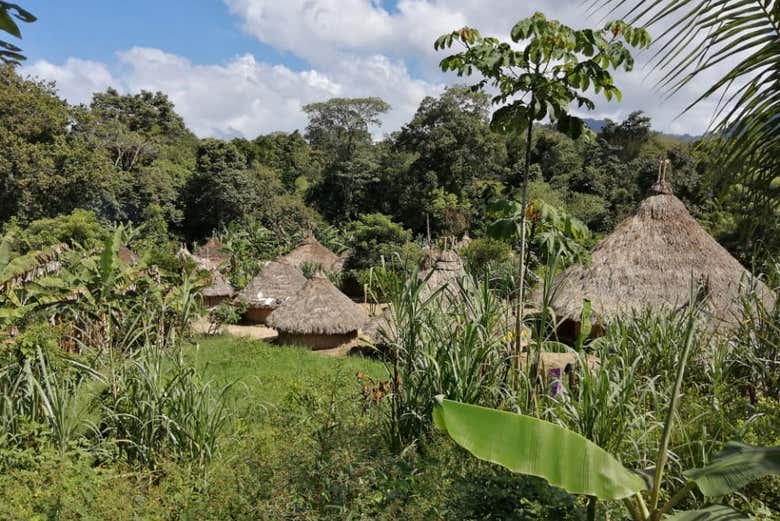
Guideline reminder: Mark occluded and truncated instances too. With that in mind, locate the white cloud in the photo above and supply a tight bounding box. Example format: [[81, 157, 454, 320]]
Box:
[[22, 1, 740, 137], [24, 58, 114, 105], [23, 47, 441, 138], [225, 0, 733, 135]]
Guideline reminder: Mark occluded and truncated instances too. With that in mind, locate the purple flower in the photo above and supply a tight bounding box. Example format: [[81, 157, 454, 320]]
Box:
[[549, 367, 563, 397]]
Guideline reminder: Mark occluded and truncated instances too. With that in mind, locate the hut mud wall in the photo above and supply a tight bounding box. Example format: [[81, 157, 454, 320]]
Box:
[[203, 295, 231, 308], [276, 331, 358, 350], [244, 307, 272, 324]]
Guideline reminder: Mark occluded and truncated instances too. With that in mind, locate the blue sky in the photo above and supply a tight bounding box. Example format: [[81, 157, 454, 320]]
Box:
[[21, 1, 307, 69], [17, 1, 720, 138]]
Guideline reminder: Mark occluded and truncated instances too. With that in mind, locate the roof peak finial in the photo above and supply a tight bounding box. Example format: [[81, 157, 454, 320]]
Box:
[[651, 157, 673, 195]]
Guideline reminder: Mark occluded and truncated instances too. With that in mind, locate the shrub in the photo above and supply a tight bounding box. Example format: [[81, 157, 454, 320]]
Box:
[[345, 213, 412, 271]]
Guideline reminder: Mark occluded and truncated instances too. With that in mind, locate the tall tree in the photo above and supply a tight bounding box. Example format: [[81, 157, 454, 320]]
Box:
[[303, 97, 390, 163], [436, 13, 650, 343], [393, 86, 509, 234]]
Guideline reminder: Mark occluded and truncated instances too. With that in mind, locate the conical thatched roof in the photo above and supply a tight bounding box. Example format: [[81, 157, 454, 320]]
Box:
[[547, 179, 775, 327], [201, 270, 235, 298], [195, 238, 230, 266], [419, 248, 466, 298], [236, 261, 307, 309], [179, 246, 234, 298], [281, 235, 341, 272], [267, 274, 368, 335]]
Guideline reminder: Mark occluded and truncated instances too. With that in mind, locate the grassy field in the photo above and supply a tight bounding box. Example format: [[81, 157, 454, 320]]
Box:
[[0, 334, 583, 520], [186, 334, 384, 405]]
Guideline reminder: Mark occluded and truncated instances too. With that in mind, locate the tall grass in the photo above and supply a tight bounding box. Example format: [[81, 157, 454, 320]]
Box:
[[377, 268, 515, 452], [101, 346, 233, 468]]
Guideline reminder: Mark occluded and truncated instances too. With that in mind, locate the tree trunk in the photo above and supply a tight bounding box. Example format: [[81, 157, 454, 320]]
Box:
[[514, 104, 535, 357]]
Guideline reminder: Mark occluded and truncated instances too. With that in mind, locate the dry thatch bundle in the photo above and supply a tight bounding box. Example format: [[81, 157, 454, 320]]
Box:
[[360, 307, 396, 345], [237, 261, 306, 310], [267, 274, 368, 336], [546, 179, 775, 329], [281, 235, 341, 272], [195, 238, 230, 267], [419, 248, 466, 299]]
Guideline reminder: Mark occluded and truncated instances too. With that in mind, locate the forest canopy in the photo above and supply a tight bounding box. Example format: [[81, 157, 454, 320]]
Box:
[[0, 64, 776, 269]]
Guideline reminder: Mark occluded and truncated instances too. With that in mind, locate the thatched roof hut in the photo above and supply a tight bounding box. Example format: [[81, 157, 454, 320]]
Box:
[[195, 238, 230, 267], [236, 261, 307, 323], [546, 178, 775, 334], [281, 235, 341, 272], [201, 270, 235, 307], [419, 248, 466, 299], [179, 246, 235, 307], [267, 273, 368, 349]]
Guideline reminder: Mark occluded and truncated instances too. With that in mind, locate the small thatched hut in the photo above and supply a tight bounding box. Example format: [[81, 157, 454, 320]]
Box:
[[281, 235, 341, 273], [419, 248, 466, 299], [201, 270, 235, 308], [195, 238, 230, 267], [236, 261, 307, 323], [179, 246, 235, 307], [545, 177, 775, 336], [267, 274, 368, 350]]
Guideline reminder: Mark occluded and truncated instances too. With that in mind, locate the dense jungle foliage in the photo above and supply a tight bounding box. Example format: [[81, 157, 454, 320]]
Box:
[[1, 2, 779, 520]]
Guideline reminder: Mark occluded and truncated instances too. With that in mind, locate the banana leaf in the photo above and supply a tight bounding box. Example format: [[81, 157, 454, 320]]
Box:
[[666, 505, 749, 521], [432, 397, 648, 500], [684, 442, 780, 497]]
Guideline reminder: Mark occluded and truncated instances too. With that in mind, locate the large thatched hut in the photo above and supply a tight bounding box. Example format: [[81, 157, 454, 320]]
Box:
[[281, 235, 341, 273], [195, 238, 230, 267], [419, 248, 466, 299], [267, 274, 368, 350], [236, 261, 307, 323], [545, 177, 774, 336]]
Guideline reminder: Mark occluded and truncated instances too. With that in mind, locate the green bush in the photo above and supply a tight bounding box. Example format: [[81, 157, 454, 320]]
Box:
[[345, 213, 412, 271], [462, 237, 512, 276]]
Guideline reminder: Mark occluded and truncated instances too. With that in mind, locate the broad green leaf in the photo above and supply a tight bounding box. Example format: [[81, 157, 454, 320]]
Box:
[[432, 397, 648, 500], [666, 505, 749, 521], [555, 113, 586, 139], [684, 442, 780, 497]]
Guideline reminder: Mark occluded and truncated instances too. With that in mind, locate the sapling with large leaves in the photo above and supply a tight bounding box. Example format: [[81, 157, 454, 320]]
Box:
[[435, 13, 650, 351]]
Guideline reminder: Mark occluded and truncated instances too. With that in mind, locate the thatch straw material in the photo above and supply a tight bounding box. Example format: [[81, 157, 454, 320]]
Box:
[[281, 235, 341, 272], [179, 246, 234, 302], [118, 245, 139, 266], [419, 248, 466, 298], [547, 179, 775, 327], [237, 261, 306, 310], [195, 238, 230, 266], [267, 274, 368, 335], [361, 308, 396, 345], [201, 270, 234, 298]]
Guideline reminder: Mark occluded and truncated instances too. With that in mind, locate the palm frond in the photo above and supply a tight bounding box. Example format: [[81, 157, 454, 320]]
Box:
[[592, 0, 779, 189]]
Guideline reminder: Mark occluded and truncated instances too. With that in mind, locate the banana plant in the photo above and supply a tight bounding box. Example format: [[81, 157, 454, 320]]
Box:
[[434, 397, 778, 520], [433, 306, 780, 520]]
